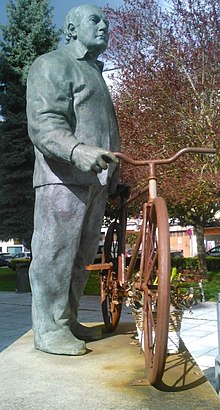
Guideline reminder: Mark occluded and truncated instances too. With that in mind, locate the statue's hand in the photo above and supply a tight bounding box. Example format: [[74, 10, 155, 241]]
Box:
[[71, 144, 118, 173]]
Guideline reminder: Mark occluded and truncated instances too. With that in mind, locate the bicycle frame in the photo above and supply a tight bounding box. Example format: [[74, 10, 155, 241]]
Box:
[[85, 145, 216, 385], [113, 146, 216, 290], [86, 146, 216, 292]]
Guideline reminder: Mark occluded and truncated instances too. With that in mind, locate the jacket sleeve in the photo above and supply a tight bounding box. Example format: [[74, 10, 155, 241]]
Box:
[[26, 53, 78, 164]]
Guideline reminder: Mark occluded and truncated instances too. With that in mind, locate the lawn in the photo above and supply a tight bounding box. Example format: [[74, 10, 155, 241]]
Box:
[[0, 267, 17, 291], [0, 266, 100, 295], [1, 266, 220, 301], [204, 271, 220, 301]]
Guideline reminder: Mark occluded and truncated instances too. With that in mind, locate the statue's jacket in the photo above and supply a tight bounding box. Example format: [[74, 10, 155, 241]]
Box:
[[26, 42, 120, 188]]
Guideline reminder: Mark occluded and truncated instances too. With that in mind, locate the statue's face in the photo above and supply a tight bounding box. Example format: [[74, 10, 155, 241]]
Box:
[[75, 6, 109, 56]]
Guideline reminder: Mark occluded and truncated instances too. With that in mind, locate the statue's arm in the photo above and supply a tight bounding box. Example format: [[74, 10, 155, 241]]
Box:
[[26, 55, 78, 164]]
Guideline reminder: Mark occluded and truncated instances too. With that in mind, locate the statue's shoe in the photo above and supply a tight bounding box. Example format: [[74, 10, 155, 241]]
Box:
[[34, 328, 87, 355], [71, 322, 102, 341]]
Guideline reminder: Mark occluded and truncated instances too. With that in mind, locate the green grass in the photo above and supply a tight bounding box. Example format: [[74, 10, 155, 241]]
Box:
[[203, 271, 220, 301], [1, 267, 220, 301], [0, 267, 17, 291], [179, 271, 220, 302], [0, 267, 101, 295], [84, 271, 100, 296]]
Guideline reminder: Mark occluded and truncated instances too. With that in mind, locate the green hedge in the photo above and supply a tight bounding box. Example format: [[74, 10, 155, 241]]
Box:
[[171, 257, 198, 270], [171, 256, 220, 271], [130, 256, 220, 272], [206, 257, 220, 271]]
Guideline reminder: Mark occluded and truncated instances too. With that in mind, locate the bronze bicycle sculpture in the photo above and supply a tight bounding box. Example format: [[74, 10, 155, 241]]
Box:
[[86, 147, 216, 386]]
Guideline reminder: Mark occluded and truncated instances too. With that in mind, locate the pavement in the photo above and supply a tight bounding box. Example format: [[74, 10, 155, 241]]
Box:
[[0, 291, 220, 408]]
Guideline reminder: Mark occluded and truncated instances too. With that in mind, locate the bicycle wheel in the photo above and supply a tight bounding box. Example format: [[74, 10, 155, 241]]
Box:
[[101, 221, 123, 332], [143, 197, 170, 385]]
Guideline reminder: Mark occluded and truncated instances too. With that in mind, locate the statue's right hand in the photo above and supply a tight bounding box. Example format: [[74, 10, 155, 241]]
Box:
[[71, 144, 118, 174]]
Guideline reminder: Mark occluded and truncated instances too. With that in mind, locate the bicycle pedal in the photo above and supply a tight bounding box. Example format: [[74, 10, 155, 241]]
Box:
[[85, 262, 113, 271]]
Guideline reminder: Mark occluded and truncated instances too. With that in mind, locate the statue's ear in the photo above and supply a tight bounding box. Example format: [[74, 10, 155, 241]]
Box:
[[68, 23, 77, 40]]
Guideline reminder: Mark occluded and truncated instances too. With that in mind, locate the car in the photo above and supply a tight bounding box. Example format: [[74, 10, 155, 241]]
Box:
[[206, 245, 220, 257], [0, 253, 14, 267], [8, 251, 31, 270], [170, 250, 184, 258]]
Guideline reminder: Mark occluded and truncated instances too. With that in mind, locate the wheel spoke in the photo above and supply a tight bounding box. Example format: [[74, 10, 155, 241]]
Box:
[[144, 250, 158, 284]]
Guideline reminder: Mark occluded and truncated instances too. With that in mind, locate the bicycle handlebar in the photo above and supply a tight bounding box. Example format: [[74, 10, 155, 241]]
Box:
[[114, 147, 216, 166]]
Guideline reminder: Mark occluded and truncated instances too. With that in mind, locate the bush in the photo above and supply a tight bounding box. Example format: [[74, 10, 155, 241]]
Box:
[[171, 257, 199, 270], [206, 257, 220, 272], [171, 257, 220, 272]]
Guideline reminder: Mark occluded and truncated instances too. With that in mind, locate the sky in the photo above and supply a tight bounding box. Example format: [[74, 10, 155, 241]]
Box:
[[1, 0, 124, 30], [0, 0, 124, 87], [0, 0, 167, 77]]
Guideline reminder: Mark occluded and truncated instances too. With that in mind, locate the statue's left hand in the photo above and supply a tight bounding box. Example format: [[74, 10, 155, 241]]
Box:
[[71, 144, 118, 173]]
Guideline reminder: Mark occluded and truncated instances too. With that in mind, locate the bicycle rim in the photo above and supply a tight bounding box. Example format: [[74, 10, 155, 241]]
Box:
[[143, 197, 170, 385]]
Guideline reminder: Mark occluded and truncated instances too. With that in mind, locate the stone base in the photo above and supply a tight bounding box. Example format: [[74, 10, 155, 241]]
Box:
[[0, 323, 219, 410]]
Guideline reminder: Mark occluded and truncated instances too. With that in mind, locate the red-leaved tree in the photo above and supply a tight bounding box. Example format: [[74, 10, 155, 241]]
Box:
[[104, 0, 220, 270]]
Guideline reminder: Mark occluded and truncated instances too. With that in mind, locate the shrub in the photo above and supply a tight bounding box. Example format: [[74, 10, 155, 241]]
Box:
[[206, 257, 220, 272], [171, 257, 220, 272]]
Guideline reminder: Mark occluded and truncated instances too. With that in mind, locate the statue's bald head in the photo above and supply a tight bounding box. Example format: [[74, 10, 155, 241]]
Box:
[[63, 4, 105, 43]]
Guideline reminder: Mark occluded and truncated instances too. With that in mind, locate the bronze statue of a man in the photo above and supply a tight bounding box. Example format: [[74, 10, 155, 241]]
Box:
[[26, 4, 120, 355]]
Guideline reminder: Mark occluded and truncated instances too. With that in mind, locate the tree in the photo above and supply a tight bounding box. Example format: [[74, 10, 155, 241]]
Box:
[[104, 0, 220, 270], [0, 0, 60, 247]]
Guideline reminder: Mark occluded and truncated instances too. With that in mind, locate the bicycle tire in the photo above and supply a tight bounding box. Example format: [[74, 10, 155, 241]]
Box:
[[143, 197, 170, 385], [101, 221, 123, 332]]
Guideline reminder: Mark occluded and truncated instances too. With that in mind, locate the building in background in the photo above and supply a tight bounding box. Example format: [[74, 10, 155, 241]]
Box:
[[0, 239, 27, 255]]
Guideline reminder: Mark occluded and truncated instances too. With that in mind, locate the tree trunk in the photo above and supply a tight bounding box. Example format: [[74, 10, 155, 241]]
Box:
[[194, 224, 207, 272]]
